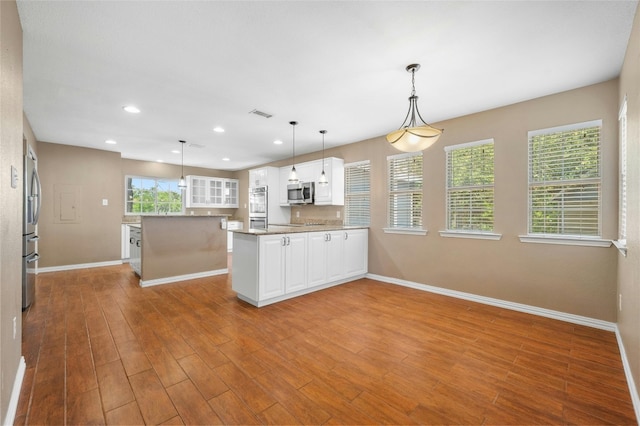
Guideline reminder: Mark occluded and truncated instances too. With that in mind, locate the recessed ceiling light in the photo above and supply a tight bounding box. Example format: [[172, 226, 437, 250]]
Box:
[[105, 139, 117, 145], [213, 126, 225, 133], [123, 105, 140, 114], [171, 150, 180, 154], [273, 140, 283, 145], [157, 160, 164, 163], [222, 157, 230, 161]]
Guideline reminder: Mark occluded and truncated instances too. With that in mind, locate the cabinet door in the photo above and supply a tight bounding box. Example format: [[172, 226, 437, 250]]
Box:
[[188, 176, 208, 207], [307, 231, 328, 288], [314, 159, 333, 204], [250, 168, 267, 187], [343, 229, 368, 277], [224, 179, 239, 207], [259, 235, 286, 299], [208, 178, 224, 206], [325, 231, 344, 282], [285, 233, 307, 293], [279, 167, 290, 206]]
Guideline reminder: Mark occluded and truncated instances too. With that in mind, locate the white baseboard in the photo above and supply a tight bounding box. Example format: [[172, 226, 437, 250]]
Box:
[[37, 260, 123, 273], [615, 326, 640, 422], [3, 356, 26, 426], [139, 269, 228, 287], [366, 273, 616, 331]]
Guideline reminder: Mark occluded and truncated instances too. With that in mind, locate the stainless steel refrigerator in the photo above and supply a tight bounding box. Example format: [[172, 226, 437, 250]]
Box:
[[23, 147, 41, 309]]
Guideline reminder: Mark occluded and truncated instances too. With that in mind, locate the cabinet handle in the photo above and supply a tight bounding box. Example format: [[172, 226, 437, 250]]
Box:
[[286, 236, 291, 245], [136, 240, 141, 247], [282, 237, 287, 246], [130, 237, 135, 244], [344, 232, 348, 240], [324, 233, 328, 242], [328, 233, 332, 241]]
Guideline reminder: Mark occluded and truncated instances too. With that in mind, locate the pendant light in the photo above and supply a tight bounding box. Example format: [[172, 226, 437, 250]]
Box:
[[318, 130, 328, 186], [288, 121, 299, 183], [386, 63, 443, 152], [178, 140, 187, 189]]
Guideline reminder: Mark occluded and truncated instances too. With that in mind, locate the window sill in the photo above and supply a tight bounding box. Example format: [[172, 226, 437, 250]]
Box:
[[383, 228, 428, 236], [613, 240, 628, 256], [518, 235, 612, 248], [439, 231, 502, 240]]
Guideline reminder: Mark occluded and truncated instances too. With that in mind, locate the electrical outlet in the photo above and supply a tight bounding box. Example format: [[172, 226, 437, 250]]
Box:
[[336, 211, 341, 218], [13, 317, 17, 339], [619, 294, 623, 312], [102, 198, 108, 206], [296, 211, 300, 218], [11, 166, 18, 189]]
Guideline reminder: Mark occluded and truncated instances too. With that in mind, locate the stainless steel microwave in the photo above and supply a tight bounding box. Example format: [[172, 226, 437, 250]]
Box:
[[287, 181, 314, 204]]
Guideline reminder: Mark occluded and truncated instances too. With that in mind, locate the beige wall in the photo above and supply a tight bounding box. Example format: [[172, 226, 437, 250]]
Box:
[[247, 79, 620, 322], [38, 142, 123, 267], [0, 0, 23, 421], [617, 4, 640, 407]]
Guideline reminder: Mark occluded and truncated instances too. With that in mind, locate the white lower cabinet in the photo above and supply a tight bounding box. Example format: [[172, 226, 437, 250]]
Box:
[[307, 231, 344, 288], [343, 229, 368, 277], [232, 228, 367, 307], [129, 226, 142, 276], [258, 233, 307, 299]]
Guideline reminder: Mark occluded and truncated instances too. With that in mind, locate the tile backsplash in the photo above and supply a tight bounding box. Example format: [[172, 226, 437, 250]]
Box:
[[290, 205, 344, 225]]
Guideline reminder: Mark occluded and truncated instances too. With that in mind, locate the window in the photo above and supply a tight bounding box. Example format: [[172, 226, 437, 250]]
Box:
[[527, 120, 601, 238], [125, 176, 184, 215], [386, 152, 424, 233], [344, 161, 370, 226], [444, 139, 495, 234]]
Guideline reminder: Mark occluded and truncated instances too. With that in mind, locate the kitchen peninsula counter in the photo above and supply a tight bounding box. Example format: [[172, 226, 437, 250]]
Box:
[[138, 215, 228, 287], [232, 226, 369, 307]]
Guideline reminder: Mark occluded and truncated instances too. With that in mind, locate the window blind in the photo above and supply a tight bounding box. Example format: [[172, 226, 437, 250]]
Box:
[[528, 121, 601, 237], [388, 153, 423, 229], [344, 161, 371, 226], [445, 140, 494, 232], [619, 99, 628, 243]]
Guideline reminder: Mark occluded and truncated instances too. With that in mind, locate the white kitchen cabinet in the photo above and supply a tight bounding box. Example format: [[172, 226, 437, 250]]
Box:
[[279, 157, 344, 206], [258, 233, 307, 298], [129, 226, 142, 276], [279, 167, 290, 206], [232, 227, 367, 307], [122, 224, 131, 259], [249, 168, 268, 188], [307, 230, 344, 288], [314, 157, 345, 206], [186, 176, 239, 208], [227, 220, 243, 252], [343, 228, 368, 277]]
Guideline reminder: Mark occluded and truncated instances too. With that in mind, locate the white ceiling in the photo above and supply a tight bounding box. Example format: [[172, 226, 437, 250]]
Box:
[[17, 0, 638, 171]]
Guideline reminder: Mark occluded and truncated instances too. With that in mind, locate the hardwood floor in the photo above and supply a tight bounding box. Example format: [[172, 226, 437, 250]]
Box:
[[16, 261, 637, 425]]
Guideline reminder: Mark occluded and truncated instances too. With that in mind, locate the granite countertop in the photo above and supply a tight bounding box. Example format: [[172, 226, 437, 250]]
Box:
[[233, 224, 368, 235]]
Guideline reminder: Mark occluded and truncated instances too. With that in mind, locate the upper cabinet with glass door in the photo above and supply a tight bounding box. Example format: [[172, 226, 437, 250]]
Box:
[[185, 176, 239, 208]]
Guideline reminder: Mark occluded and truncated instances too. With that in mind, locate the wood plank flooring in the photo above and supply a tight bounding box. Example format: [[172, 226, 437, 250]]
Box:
[[16, 261, 637, 425]]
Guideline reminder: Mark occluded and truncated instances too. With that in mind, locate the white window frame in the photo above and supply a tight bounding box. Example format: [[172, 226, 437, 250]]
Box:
[[614, 97, 628, 256], [440, 139, 501, 241], [125, 175, 185, 215], [519, 120, 611, 247], [384, 152, 426, 235], [344, 160, 371, 227]]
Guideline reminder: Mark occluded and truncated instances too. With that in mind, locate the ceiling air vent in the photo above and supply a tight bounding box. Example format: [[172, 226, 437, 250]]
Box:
[[249, 109, 273, 119], [189, 143, 205, 149]]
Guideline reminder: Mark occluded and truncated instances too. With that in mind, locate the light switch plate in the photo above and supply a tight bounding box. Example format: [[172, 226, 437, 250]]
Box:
[[102, 199, 108, 206], [11, 166, 18, 189]]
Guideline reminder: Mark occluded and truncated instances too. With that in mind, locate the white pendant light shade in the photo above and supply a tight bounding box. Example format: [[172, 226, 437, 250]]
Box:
[[318, 130, 328, 186], [178, 140, 187, 189], [386, 64, 443, 152], [288, 121, 299, 183]]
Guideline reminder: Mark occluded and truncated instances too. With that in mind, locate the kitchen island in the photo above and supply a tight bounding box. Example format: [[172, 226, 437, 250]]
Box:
[[232, 225, 368, 307], [138, 215, 228, 287]]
